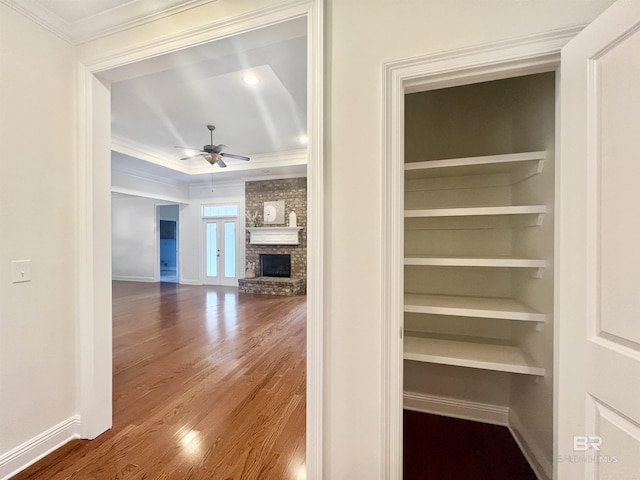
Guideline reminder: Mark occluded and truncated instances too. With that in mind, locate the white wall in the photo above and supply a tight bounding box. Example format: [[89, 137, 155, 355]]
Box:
[[111, 195, 158, 282], [158, 205, 179, 222], [110, 181, 245, 285], [181, 183, 246, 284], [0, 1, 78, 471], [111, 160, 189, 203]]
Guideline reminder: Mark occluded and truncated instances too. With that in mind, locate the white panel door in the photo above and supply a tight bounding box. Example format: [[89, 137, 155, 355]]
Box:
[[558, 0, 640, 478]]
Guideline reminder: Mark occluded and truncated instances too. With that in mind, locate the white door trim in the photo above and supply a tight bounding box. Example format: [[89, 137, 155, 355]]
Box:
[[381, 25, 581, 479], [76, 1, 324, 477]]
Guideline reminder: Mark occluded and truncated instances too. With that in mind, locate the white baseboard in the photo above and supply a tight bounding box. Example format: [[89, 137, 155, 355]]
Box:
[[403, 391, 509, 426], [0, 415, 81, 480], [508, 410, 552, 480], [179, 279, 202, 285], [112, 275, 155, 282]]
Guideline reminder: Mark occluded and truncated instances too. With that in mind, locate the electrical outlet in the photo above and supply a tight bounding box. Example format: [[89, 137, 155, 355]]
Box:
[[11, 260, 32, 283]]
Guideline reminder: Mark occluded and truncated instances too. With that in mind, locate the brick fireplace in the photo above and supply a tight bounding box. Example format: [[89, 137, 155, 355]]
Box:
[[238, 178, 306, 296]]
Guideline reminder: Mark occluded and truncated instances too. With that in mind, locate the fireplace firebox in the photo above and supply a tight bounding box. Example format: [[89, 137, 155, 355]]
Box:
[[260, 254, 291, 278]]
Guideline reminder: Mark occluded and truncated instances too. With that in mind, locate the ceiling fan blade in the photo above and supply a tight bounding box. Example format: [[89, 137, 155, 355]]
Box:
[[221, 152, 250, 161], [216, 158, 227, 168], [180, 153, 204, 160]]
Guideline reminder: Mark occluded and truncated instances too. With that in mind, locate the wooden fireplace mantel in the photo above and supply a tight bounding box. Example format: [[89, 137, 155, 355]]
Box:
[[246, 227, 302, 245]]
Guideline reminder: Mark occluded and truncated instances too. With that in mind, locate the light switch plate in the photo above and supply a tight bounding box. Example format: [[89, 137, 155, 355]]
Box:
[[11, 260, 32, 283]]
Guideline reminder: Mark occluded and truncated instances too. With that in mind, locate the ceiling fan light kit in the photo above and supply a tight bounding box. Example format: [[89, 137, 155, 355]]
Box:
[[175, 124, 250, 168]]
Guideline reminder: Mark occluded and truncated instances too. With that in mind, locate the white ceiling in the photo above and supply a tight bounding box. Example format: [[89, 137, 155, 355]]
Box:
[[14, 1, 308, 186], [106, 17, 308, 184], [36, 0, 134, 23]]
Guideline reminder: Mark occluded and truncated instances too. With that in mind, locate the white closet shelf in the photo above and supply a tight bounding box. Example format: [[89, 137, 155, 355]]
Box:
[[404, 334, 545, 376], [404, 293, 546, 322], [405, 205, 546, 218], [404, 151, 546, 180], [404, 255, 546, 269]]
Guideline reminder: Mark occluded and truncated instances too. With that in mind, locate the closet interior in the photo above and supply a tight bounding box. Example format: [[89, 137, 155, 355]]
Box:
[[403, 72, 556, 469]]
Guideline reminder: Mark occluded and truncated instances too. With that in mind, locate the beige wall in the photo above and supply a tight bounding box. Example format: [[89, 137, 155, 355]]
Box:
[[0, 0, 618, 477], [0, 2, 77, 456]]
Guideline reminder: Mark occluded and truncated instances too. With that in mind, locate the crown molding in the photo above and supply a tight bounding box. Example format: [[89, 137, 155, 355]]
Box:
[[80, 0, 311, 72], [112, 137, 192, 174], [0, 0, 218, 46], [188, 180, 246, 191], [188, 170, 307, 191], [243, 171, 308, 182], [113, 136, 307, 177], [187, 149, 308, 175], [0, 0, 72, 42], [111, 185, 189, 205], [111, 160, 189, 188]]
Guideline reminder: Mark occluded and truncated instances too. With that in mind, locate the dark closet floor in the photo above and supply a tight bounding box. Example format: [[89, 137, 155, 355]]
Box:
[[404, 410, 538, 480]]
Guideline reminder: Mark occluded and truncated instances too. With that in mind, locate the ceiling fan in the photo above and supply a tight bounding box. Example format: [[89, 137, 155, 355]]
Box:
[[175, 125, 250, 168]]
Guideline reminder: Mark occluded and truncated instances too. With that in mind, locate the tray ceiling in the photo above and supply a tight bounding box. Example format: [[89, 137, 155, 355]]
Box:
[[7, 1, 308, 184]]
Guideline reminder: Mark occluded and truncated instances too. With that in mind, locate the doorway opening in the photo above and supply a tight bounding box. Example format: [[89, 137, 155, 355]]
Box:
[[158, 204, 179, 283], [402, 72, 555, 479], [79, 3, 323, 476], [381, 29, 572, 479]]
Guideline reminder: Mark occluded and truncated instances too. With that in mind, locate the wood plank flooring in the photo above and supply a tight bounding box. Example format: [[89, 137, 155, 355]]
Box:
[[404, 410, 537, 480], [13, 282, 306, 480]]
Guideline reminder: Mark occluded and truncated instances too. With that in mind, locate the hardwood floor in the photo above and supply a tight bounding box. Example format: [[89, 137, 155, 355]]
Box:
[[13, 282, 306, 480], [404, 410, 537, 480]]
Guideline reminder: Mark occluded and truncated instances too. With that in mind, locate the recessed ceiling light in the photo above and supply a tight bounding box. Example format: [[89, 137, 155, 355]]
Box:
[[243, 74, 259, 85], [297, 135, 308, 145]]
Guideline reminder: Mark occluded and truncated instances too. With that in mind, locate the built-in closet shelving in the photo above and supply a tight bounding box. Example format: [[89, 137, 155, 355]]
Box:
[[404, 335, 545, 376], [403, 70, 556, 473], [403, 148, 550, 376], [405, 204, 547, 218], [404, 293, 546, 322]]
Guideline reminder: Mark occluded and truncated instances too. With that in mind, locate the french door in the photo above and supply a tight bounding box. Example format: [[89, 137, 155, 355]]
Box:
[[203, 219, 238, 286]]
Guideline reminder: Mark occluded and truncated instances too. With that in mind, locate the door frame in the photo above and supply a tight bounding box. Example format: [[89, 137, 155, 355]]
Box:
[[76, 1, 324, 477], [156, 204, 180, 283], [381, 26, 584, 479]]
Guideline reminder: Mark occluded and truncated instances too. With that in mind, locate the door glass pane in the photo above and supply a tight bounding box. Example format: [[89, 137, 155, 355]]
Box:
[[202, 204, 239, 217], [224, 222, 236, 278], [206, 222, 217, 277]]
